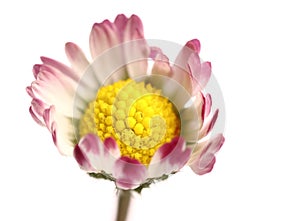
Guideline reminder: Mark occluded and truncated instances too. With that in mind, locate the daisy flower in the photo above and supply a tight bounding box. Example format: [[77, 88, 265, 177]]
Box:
[[27, 14, 224, 192]]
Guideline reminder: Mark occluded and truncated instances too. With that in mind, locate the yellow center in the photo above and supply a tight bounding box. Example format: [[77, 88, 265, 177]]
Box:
[[79, 79, 180, 165]]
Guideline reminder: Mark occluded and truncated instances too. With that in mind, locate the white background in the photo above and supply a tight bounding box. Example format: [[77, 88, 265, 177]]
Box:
[[1, 0, 299, 220]]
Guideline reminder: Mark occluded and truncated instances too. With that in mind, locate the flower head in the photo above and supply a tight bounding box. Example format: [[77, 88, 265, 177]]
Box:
[[27, 14, 225, 190]]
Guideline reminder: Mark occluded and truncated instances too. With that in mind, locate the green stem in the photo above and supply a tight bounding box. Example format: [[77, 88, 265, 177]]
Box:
[[115, 190, 132, 221]]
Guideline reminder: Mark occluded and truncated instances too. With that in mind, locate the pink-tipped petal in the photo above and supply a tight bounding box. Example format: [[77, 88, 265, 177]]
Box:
[[174, 39, 212, 93], [65, 42, 90, 75], [187, 53, 212, 90], [203, 93, 212, 118], [75, 134, 120, 174], [113, 156, 147, 190], [188, 54, 212, 90], [26, 86, 34, 98], [186, 39, 201, 54], [89, 20, 120, 59], [33, 64, 41, 79], [123, 15, 144, 41], [174, 39, 200, 72], [199, 61, 212, 88], [103, 137, 121, 158], [114, 14, 128, 38], [29, 98, 49, 126], [150, 47, 172, 76], [199, 109, 219, 139], [171, 66, 193, 94], [38, 60, 80, 95], [207, 109, 218, 132], [171, 40, 200, 93], [31, 98, 47, 118], [31, 81, 72, 117], [40, 56, 79, 82], [74, 144, 95, 172], [78, 133, 100, 155], [30, 57, 83, 117], [42, 106, 53, 130], [29, 106, 45, 126], [192, 91, 205, 125], [190, 134, 224, 175], [43, 106, 74, 156], [177, 40, 198, 61], [148, 137, 192, 178], [30, 58, 82, 117], [123, 15, 149, 77]]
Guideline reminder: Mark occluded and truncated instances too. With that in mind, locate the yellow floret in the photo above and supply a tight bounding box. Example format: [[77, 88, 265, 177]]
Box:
[[105, 116, 113, 126], [115, 120, 125, 132], [115, 109, 126, 120], [134, 112, 143, 122], [126, 117, 136, 129], [142, 117, 150, 129], [136, 99, 147, 111], [116, 100, 126, 109], [134, 123, 144, 135], [129, 106, 136, 117]]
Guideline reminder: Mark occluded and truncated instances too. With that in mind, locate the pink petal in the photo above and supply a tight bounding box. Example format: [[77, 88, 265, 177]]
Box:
[[171, 66, 193, 94], [43, 106, 74, 156], [193, 91, 205, 124], [171, 40, 199, 93], [203, 93, 212, 119], [148, 137, 192, 178], [89, 20, 120, 59], [123, 15, 149, 77], [30, 63, 77, 116], [150, 47, 171, 76], [31, 98, 48, 118], [75, 134, 120, 174], [124, 15, 144, 42], [177, 39, 199, 60], [114, 14, 129, 38], [29, 98, 49, 126], [185, 39, 201, 54], [188, 53, 212, 89], [123, 15, 144, 41], [29, 106, 45, 126], [26, 86, 34, 98], [32, 64, 41, 79], [38, 58, 79, 92], [30, 58, 81, 115], [174, 39, 200, 73], [199, 61, 212, 88], [78, 133, 100, 155], [199, 109, 219, 139], [193, 92, 212, 134], [43, 106, 53, 130], [39, 63, 78, 94], [65, 42, 90, 75], [173, 39, 212, 93], [103, 137, 121, 159], [40, 56, 79, 82], [113, 156, 147, 190], [31, 82, 71, 116], [190, 134, 224, 175], [74, 144, 94, 172]]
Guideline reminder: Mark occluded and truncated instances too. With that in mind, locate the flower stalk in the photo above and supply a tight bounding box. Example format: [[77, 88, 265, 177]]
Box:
[[115, 190, 132, 221]]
